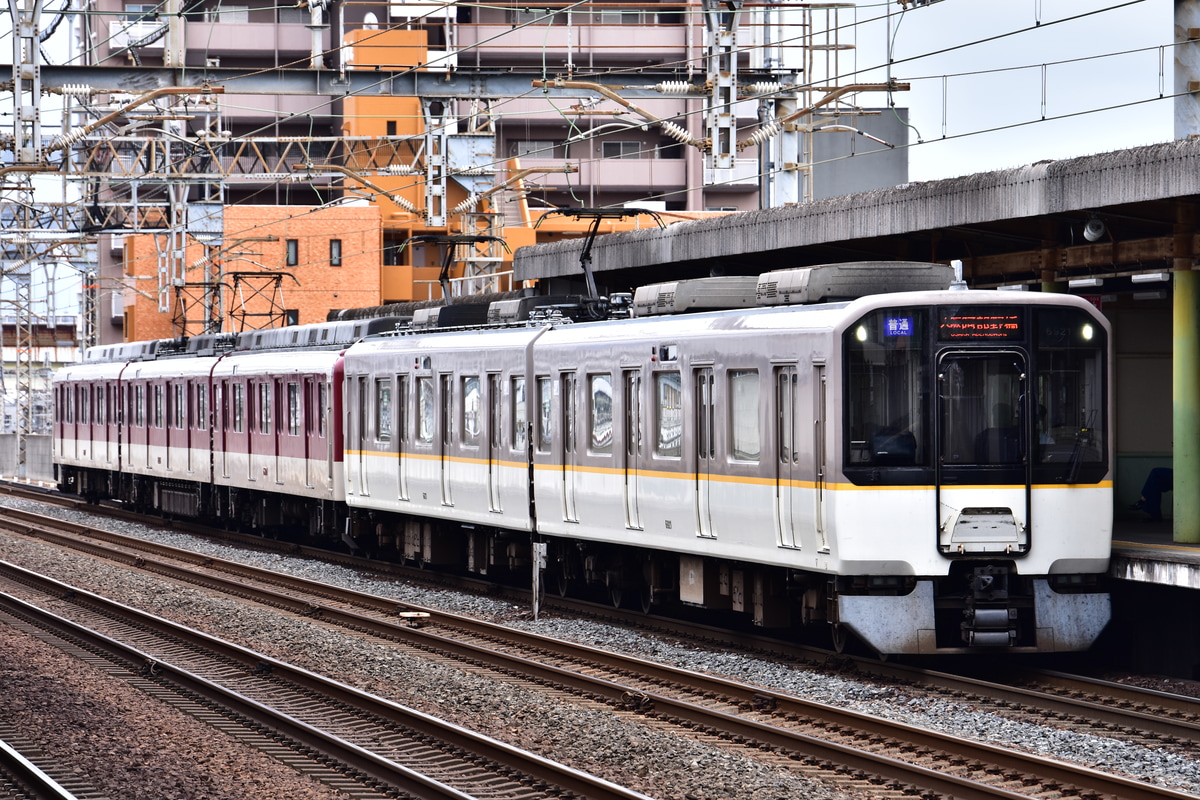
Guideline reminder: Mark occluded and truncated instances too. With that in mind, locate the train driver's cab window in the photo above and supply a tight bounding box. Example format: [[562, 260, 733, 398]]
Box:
[[729, 369, 760, 461], [845, 309, 928, 467], [655, 371, 682, 457], [417, 377, 435, 444], [589, 374, 613, 455], [375, 379, 391, 441], [536, 377, 552, 453], [1033, 307, 1107, 475]]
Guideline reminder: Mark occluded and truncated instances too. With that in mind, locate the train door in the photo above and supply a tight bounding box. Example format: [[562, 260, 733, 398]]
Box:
[[302, 378, 314, 489], [695, 368, 716, 539], [440, 373, 453, 506], [561, 372, 578, 522], [355, 376, 369, 496], [935, 350, 1031, 554], [274, 378, 284, 485], [813, 364, 829, 551], [623, 369, 642, 530], [395, 375, 409, 501], [775, 366, 801, 549], [487, 374, 502, 512]]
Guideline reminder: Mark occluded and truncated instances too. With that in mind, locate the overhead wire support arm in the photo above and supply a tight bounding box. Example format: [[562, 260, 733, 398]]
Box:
[[535, 208, 666, 300], [737, 81, 911, 151], [399, 235, 511, 304]]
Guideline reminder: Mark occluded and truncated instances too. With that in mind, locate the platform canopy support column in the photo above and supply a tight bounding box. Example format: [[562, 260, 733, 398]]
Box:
[[1173, 217, 1200, 544]]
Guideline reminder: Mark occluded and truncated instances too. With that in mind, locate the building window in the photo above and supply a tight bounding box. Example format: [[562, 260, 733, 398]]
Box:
[[286, 239, 298, 266], [510, 140, 559, 159], [123, 3, 158, 21], [386, 120, 397, 136], [330, 239, 342, 266], [602, 141, 643, 159]]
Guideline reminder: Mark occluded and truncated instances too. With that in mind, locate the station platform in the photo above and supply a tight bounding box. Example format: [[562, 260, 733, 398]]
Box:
[[1110, 518, 1200, 590]]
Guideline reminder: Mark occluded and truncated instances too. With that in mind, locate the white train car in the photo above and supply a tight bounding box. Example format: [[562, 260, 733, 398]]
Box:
[[341, 264, 1113, 655]]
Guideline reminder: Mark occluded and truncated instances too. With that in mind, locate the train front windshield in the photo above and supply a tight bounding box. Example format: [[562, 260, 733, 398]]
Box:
[[842, 303, 1108, 486]]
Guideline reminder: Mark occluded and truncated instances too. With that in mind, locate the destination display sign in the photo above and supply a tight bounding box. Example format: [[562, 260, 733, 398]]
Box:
[[937, 308, 1023, 340]]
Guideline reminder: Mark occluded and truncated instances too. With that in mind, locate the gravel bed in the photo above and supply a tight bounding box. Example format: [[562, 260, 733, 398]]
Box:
[[2, 495, 1199, 798]]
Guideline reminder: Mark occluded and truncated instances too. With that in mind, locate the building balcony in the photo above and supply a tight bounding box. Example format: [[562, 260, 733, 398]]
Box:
[[518, 156, 687, 193]]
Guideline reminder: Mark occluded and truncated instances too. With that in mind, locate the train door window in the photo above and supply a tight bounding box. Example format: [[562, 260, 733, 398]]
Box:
[[80, 386, 89, 424], [655, 371, 682, 457], [197, 385, 208, 431], [135, 385, 146, 427], [729, 369, 760, 461], [95, 386, 105, 425], [512, 377, 527, 452], [396, 376, 409, 444], [232, 383, 245, 433], [153, 385, 164, 428], [288, 382, 301, 435], [375, 379, 392, 441], [417, 377, 435, 444], [174, 384, 186, 429], [562, 374, 577, 456], [589, 373, 613, 455], [258, 382, 272, 434], [318, 382, 328, 437], [489, 375, 502, 450], [462, 376, 481, 445], [536, 376, 552, 453]]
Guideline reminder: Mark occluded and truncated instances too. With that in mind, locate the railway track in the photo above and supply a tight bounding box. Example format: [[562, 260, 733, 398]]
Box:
[[0, 733, 97, 800], [1, 496, 1197, 799], [0, 558, 654, 800]]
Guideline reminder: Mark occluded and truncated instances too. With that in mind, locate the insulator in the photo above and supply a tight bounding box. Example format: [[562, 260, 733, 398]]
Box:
[[48, 127, 90, 152], [741, 120, 782, 149], [654, 81, 694, 95], [451, 194, 481, 215], [381, 164, 418, 175], [60, 84, 94, 97], [659, 120, 696, 146], [389, 194, 418, 213], [742, 82, 781, 97], [452, 167, 489, 176]]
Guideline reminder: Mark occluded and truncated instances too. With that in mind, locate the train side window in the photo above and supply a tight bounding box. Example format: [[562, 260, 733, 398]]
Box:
[[288, 382, 301, 436], [512, 377, 527, 452], [536, 376, 552, 453], [232, 383, 245, 433], [589, 373, 613, 455], [375, 379, 391, 441], [417, 377, 435, 444], [655, 371, 682, 457], [729, 369, 761, 461], [462, 376, 481, 445]]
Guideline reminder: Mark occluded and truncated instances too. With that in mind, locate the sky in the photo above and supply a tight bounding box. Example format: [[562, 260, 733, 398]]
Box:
[[844, 0, 1175, 181]]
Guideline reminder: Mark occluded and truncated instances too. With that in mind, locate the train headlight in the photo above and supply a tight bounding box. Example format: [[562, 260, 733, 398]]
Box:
[[855, 325, 868, 342], [1080, 323, 1094, 341]]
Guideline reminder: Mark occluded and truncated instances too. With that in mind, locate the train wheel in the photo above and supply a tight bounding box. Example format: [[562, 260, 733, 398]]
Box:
[[608, 583, 624, 609], [831, 623, 848, 654], [635, 582, 653, 614]]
